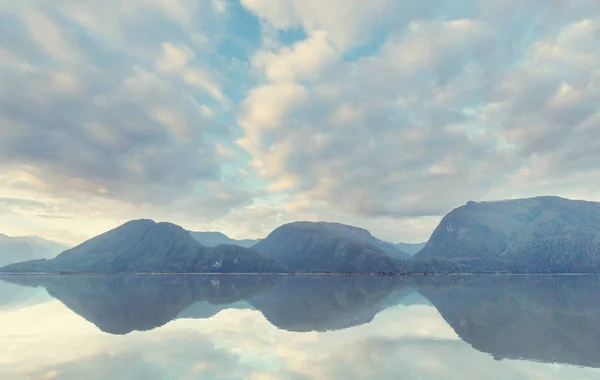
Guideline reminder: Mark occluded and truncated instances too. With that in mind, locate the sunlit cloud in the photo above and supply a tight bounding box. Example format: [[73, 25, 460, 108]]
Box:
[[0, 1, 599, 243]]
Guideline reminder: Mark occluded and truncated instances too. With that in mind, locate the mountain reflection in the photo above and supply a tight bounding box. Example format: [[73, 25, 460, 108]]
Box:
[[2, 274, 600, 369], [0, 274, 412, 334], [2, 274, 281, 334], [417, 276, 600, 368]]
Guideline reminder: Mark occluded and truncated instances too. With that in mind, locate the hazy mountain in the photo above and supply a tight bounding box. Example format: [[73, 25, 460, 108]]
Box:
[[393, 242, 426, 256], [189, 231, 260, 248], [416, 196, 600, 273], [0, 234, 69, 267], [0, 220, 284, 273], [417, 276, 600, 368], [252, 221, 410, 273]]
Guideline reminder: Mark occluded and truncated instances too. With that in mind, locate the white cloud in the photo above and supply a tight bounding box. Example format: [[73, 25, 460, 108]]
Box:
[[1, 0, 600, 244], [234, 6, 600, 242], [253, 30, 338, 82]]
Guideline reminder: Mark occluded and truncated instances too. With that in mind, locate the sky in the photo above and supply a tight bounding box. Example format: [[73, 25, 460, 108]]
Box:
[[0, 0, 599, 245]]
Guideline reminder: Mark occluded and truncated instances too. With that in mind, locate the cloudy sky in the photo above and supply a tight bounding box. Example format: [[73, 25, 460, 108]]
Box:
[[0, 0, 599, 245]]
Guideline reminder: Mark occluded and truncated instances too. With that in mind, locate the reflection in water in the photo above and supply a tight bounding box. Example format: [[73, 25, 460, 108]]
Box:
[[3, 274, 281, 334], [1, 274, 413, 333], [417, 276, 600, 368], [1, 274, 600, 379]]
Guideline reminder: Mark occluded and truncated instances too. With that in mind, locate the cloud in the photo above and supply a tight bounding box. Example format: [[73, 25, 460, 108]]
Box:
[[1, 0, 600, 243], [0, 0, 255, 238], [236, 2, 600, 233]]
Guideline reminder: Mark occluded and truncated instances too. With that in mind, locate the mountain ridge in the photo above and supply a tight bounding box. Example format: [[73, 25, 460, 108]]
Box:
[[252, 221, 410, 273], [0, 219, 284, 274], [416, 196, 600, 273], [0, 234, 69, 267]]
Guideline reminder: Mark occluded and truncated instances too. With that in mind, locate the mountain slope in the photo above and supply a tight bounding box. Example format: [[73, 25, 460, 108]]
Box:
[[252, 221, 408, 273], [189, 231, 259, 248], [0, 220, 284, 273], [314, 222, 411, 260], [416, 196, 600, 273], [0, 234, 69, 267]]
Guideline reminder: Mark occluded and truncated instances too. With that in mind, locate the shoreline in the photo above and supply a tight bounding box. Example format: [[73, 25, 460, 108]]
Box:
[[0, 272, 598, 277]]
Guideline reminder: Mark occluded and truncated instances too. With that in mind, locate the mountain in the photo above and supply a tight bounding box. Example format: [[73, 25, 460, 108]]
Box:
[[0, 234, 69, 267], [0, 220, 284, 273], [252, 221, 410, 273], [189, 231, 260, 248], [394, 242, 426, 256], [417, 276, 600, 368], [416, 196, 600, 273]]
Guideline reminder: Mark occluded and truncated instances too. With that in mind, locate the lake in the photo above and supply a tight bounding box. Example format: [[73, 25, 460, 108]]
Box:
[[1, 275, 600, 379]]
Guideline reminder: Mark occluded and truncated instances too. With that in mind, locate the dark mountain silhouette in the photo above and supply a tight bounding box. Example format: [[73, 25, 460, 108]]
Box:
[[0, 220, 284, 274], [417, 276, 600, 368], [416, 196, 600, 273], [252, 221, 410, 273]]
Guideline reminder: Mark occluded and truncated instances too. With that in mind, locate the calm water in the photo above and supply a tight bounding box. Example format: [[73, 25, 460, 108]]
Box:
[[1, 275, 600, 380]]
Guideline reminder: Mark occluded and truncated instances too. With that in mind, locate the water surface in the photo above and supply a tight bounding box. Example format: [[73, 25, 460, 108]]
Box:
[[1, 275, 600, 379]]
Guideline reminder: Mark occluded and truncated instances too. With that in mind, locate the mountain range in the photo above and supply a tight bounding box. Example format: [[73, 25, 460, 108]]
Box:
[[0, 234, 69, 267], [189, 229, 418, 257], [0, 220, 283, 274], [2, 196, 600, 274]]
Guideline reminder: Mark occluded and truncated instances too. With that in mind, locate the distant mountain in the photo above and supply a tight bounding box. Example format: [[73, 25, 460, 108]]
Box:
[[0, 234, 68, 267], [416, 196, 600, 273], [189, 231, 260, 248], [0, 220, 284, 274], [393, 242, 426, 256], [252, 221, 411, 273]]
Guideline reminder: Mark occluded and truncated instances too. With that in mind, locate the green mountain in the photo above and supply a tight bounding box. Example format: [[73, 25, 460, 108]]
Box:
[[252, 221, 410, 273], [189, 231, 260, 248], [416, 196, 600, 273], [0, 220, 284, 274], [0, 234, 69, 267]]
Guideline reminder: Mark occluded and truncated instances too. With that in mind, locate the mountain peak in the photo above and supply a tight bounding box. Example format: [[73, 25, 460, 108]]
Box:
[[417, 196, 600, 272]]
